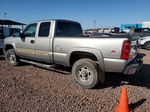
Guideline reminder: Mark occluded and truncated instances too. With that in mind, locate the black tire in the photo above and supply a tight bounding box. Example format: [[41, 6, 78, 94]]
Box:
[[72, 58, 101, 88], [5, 49, 19, 66], [144, 42, 150, 50]]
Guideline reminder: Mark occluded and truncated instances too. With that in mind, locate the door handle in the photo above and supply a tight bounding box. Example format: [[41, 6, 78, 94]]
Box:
[[30, 40, 35, 43]]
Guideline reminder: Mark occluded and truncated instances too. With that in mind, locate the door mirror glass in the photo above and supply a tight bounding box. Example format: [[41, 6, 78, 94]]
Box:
[[13, 32, 26, 38], [13, 32, 21, 37]]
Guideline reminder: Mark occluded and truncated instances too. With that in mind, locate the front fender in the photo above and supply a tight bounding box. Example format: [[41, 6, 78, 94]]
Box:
[[4, 43, 17, 54]]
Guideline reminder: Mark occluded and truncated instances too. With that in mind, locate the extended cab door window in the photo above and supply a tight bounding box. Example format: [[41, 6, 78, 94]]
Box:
[[38, 22, 51, 37], [23, 23, 37, 37]]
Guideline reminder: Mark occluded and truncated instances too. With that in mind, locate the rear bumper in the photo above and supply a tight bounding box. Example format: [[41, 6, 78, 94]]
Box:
[[104, 53, 145, 74], [104, 58, 128, 72], [123, 53, 145, 75]]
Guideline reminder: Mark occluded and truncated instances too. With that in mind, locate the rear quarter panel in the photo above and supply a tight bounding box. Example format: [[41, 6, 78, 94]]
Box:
[[53, 37, 128, 66]]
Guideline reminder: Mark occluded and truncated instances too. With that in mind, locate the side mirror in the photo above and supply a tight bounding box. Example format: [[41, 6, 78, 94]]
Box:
[[13, 32, 20, 37], [13, 32, 26, 38]]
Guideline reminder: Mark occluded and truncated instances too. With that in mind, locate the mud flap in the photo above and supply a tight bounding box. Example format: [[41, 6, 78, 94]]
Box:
[[98, 67, 105, 83]]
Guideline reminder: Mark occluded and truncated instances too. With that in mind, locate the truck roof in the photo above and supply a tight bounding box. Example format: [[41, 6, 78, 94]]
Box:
[[30, 19, 80, 24]]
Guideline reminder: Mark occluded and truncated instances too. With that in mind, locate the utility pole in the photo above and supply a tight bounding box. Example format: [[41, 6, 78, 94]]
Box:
[[94, 19, 96, 29], [4, 13, 7, 19]]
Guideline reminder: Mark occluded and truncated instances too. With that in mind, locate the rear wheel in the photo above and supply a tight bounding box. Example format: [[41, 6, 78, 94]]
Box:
[[72, 58, 101, 88], [5, 49, 20, 66], [144, 42, 150, 50]]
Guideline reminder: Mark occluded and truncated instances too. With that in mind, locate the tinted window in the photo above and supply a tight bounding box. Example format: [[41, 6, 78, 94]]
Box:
[[38, 22, 50, 37], [23, 23, 37, 37], [55, 21, 82, 37]]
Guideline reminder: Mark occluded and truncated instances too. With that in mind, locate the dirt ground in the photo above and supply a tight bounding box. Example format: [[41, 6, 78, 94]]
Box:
[[0, 49, 150, 112]]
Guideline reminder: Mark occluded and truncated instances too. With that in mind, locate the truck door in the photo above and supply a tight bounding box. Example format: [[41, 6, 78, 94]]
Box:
[[15, 23, 37, 59], [35, 22, 53, 62]]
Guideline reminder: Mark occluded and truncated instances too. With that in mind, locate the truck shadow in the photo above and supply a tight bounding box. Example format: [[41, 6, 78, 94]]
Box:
[[37, 63, 150, 90], [36, 64, 150, 89], [97, 64, 150, 89]]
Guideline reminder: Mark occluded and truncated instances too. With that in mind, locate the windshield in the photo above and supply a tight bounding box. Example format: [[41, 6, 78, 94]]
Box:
[[55, 21, 82, 37]]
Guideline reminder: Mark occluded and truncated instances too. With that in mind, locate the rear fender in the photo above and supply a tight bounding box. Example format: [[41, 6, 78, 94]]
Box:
[[67, 47, 105, 71]]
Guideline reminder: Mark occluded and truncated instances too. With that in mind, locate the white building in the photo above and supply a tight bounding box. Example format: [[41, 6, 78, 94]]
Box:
[[142, 22, 150, 28]]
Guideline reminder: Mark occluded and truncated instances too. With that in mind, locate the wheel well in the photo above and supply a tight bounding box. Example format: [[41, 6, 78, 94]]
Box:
[[5, 45, 14, 51], [144, 41, 150, 46], [145, 41, 150, 44], [70, 51, 98, 66], [144, 41, 150, 49]]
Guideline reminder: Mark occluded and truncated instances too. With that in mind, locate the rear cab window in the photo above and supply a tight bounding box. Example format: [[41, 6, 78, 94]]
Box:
[[55, 21, 82, 37]]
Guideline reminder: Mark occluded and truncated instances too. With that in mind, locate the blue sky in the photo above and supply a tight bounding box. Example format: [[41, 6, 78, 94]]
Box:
[[0, 0, 150, 29]]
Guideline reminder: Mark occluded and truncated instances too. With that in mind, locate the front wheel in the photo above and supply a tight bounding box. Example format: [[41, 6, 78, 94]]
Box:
[[72, 58, 101, 88], [5, 49, 20, 66]]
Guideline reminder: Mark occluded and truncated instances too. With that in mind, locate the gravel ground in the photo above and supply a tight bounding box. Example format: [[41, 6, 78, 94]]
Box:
[[0, 49, 150, 112]]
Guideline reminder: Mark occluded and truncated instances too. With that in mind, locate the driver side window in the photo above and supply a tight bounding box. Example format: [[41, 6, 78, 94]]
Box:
[[23, 23, 37, 37]]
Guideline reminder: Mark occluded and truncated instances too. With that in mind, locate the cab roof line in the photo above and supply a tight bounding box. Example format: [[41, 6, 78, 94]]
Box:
[[29, 19, 79, 24]]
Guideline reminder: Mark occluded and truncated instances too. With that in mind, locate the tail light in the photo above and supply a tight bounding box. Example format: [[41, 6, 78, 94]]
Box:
[[120, 40, 131, 60]]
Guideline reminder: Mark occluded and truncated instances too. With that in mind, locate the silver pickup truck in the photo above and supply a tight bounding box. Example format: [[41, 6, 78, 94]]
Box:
[[3, 19, 144, 88]]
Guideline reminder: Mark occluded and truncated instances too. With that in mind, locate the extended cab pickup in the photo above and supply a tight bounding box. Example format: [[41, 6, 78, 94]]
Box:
[[3, 19, 144, 88]]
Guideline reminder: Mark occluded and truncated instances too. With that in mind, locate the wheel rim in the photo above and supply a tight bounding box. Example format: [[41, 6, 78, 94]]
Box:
[[7, 53, 16, 63], [77, 66, 92, 83], [146, 43, 150, 50]]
